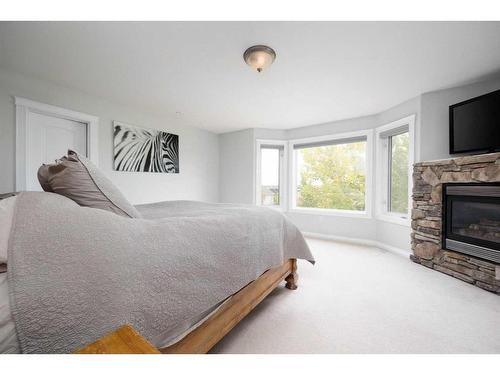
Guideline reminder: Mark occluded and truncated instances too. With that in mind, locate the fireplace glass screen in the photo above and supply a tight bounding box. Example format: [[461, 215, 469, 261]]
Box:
[[444, 183, 500, 263], [449, 200, 500, 245]]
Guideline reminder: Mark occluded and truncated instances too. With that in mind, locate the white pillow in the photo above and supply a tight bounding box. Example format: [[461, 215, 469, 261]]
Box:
[[0, 196, 17, 264]]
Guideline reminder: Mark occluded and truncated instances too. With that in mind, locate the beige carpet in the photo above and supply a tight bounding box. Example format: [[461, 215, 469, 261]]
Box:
[[211, 238, 500, 353]]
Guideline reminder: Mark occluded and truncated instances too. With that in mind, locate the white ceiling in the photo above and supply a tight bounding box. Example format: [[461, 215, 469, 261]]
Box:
[[1, 22, 500, 133]]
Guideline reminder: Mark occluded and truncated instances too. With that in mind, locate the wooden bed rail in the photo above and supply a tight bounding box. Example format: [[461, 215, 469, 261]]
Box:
[[160, 258, 297, 353]]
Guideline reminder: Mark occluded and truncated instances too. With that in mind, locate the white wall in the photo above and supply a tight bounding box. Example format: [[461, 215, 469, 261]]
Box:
[[420, 76, 500, 161], [0, 68, 219, 204], [287, 115, 376, 139], [254, 128, 288, 141], [218, 129, 255, 204]]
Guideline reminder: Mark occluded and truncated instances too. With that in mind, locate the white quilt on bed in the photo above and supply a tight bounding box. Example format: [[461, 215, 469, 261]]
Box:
[[7, 192, 314, 353]]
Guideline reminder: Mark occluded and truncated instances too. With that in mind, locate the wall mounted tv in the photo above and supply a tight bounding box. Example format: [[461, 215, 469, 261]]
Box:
[[449, 89, 500, 154]]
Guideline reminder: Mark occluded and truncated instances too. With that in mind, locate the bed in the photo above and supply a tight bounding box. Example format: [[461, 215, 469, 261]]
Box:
[[1, 193, 314, 354], [77, 259, 298, 354]]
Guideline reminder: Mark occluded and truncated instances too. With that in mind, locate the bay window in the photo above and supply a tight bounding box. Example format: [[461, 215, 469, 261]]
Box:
[[291, 130, 372, 215]]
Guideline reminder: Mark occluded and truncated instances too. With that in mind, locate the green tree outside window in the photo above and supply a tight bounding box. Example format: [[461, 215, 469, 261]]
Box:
[[297, 141, 366, 211], [389, 132, 409, 214]]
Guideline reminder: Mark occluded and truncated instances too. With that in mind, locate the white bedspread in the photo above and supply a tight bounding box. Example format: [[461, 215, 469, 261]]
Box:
[[0, 271, 222, 353], [1, 193, 226, 353], [7, 193, 314, 353]]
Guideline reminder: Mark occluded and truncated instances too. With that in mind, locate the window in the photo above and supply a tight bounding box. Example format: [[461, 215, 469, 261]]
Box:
[[291, 131, 371, 215], [388, 131, 409, 213], [376, 115, 415, 224], [256, 141, 286, 208]]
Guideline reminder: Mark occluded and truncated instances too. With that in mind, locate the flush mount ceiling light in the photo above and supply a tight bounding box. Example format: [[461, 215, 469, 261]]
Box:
[[243, 45, 276, 73]]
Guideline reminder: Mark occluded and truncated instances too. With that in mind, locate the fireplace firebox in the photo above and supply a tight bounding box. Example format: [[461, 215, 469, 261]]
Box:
[[443, 183, 500, 263]]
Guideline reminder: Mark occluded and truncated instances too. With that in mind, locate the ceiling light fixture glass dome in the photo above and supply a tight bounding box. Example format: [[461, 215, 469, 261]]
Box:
[[243, 45, 276, 73]]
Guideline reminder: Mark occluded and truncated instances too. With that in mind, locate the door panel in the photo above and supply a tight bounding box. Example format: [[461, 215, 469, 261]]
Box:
[[26, 111, 87, 191]]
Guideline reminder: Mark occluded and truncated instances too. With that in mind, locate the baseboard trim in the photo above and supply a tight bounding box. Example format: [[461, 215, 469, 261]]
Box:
[[302, 231, 410, 258]]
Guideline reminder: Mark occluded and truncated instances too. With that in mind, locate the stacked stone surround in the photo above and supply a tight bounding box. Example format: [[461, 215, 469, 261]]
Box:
[[411, 152, 500, 295]]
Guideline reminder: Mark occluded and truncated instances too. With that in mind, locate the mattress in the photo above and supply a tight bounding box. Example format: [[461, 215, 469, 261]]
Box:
[[0, 271, 226, 353]]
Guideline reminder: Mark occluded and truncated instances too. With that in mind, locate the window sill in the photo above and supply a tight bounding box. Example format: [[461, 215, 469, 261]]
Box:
[[376, 213, 410, 227], [288, 207, 372, 219]]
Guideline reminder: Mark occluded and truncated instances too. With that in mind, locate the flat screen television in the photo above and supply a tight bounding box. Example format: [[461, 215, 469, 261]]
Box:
[[449, 89, 500, 154]]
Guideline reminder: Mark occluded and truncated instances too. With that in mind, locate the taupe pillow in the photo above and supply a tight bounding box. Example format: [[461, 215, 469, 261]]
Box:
[[38, 150, 141, 218]]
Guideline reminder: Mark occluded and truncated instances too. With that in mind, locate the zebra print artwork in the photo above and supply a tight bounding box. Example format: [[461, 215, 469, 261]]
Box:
[[113, 122, 179, 173]]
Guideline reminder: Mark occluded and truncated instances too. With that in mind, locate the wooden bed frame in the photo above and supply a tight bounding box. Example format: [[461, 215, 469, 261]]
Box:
[[77, 259, 298, 354]]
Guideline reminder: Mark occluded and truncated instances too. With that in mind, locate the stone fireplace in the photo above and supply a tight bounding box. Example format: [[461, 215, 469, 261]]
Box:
[[411, 152, 500, 294]]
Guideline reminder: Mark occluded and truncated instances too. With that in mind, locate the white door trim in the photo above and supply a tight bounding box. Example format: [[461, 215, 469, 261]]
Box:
[[15, 96, 99, 191]]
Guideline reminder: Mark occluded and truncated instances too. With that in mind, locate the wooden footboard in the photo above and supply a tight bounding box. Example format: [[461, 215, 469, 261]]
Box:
[[77, 259, 298, 354], [159, 258, 298, 354]]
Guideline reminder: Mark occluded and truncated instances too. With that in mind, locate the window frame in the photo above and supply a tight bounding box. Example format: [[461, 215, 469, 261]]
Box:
[[289, 129, 373, 218], [375, 115, 416, 226], [255, 139, 288, 211]]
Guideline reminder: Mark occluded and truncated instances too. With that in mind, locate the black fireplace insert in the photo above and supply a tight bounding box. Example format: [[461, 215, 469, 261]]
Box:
[[443, 183, 500, 264]]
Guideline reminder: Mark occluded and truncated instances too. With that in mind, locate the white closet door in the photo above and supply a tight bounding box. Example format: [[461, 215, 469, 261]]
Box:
[[26, 111, 88, 191]]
